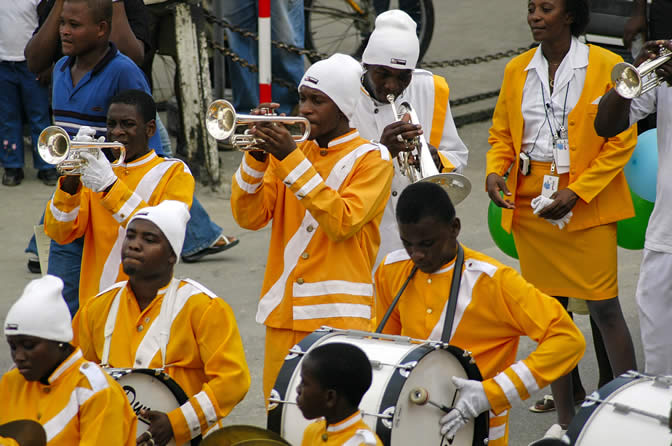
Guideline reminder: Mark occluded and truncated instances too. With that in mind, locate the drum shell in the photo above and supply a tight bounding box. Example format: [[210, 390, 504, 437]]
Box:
[[566, 372, 672, 445], [267, 328, 489, 446], [105, 368, 201, 446]]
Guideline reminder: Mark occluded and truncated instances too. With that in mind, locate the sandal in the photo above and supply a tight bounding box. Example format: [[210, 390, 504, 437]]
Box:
[[181, 234, 240, 263], [529, 393, 586, 413]]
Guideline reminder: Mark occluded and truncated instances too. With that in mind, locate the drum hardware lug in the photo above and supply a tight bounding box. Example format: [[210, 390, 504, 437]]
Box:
[[397, 361, 418, 378], [369, 360, 383, 370], [653, 375, 672, 388], [268, 389, 281, 411], [483, 438, 489, 444], [285, 345, 306, 361], [379, 406, 395, 429]]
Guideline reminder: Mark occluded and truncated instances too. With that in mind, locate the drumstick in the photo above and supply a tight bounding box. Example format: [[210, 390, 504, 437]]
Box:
[[409, 387, 452, 413]]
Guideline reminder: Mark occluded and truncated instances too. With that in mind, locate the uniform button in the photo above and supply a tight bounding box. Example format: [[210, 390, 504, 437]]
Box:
[[392, 191, 398, 197], [374, 108, 379, 114], [81, 363, 89, 369], [320, 149, 328, 156], [144, 317, 150, 323], [37, 413, 41, 420], [284, 181, 291, 186], [297, 278, 305, 285], [427, 278, 432, 284], [44, 387, 51, 394], [301, 252, 309, 259], [570, 146, 576, 151], [569, 120, 575, 126], [426, 308, 433, 314], [306, 225, 314, 232], [135, 359, 142, 365], [137, 325, 144, 332], [571, 169, 576, 175], [120, 213, 125, 219]]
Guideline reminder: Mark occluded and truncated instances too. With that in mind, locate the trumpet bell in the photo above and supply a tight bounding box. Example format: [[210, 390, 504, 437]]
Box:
[[206, 99, 236, 141], [37, 126, 71, 165], [612, 62, 643, 99], [422, 172, 472, 205]]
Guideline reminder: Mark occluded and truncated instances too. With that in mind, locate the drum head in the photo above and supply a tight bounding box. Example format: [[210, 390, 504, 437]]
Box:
[[381, 345, 488, 446], [108, 368, 200, 446], [567, 373, 672, 445], [201, 425, 290, 446]]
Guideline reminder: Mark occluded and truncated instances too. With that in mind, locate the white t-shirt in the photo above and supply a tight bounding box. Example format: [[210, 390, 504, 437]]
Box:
[[0, 0, 41, 62], [521, 37, 588, 162], [351, 69, 468, 268], [629, 84, 672, 253]]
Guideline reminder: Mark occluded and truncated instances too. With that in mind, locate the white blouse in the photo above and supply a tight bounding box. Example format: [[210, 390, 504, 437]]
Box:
[[521, 36, 589, 161]]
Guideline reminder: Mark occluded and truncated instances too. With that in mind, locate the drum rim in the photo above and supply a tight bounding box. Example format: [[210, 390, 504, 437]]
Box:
[[375, 343, 489, 446], [565, 373, 649, 444], [110, 367, 202, 446]]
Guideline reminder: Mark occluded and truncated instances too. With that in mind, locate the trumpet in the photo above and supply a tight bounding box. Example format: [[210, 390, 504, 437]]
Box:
[[612, 46, 672, 99], [37, 126, 126, 175], [205, 99, 311, 151], [386, 95, 471, 205]]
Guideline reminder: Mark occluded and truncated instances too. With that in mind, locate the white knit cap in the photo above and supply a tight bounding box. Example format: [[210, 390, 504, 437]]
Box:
[[361, 10, 419, 70], [5, 275, 73, 343], [128, 200, 190, 258], [298, 53, 362, 120]]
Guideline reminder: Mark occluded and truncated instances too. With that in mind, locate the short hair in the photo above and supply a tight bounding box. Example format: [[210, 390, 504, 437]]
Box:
[[396, 182, 456, 225], [306, 343, 372, 408], [64, 0, 113, 25], [109, 90, 157, 124], [565, 0, 590, 37]]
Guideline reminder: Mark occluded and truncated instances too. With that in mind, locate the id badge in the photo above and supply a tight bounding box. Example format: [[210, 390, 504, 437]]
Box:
[[553, 129, 570, 174], [542, 174, 559, 198]]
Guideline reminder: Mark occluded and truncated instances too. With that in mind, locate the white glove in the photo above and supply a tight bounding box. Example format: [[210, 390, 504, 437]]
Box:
[[531, 195, 573, 230], [79, 151, 117, 192], [439, 377, 490, 439], [74, 126, 97, 142]]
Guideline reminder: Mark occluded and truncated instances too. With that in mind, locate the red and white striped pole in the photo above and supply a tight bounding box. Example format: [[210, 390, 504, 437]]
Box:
[[258, 0, 272, 103]]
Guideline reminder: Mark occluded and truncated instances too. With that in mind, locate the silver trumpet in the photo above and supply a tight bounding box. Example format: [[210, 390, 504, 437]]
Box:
[[205, 99, 311, 151], [386, 94, 471, 205], [612, 46, 672, 99], [37, 126, 126, 175]]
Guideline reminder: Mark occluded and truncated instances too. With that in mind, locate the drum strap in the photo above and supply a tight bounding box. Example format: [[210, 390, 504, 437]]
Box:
[[440, 243, 465, 343], [375, 265, 418, 333], [101, 286, 125, 367]]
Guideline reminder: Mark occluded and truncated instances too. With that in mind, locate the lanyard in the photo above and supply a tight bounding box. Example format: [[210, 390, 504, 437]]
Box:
[[541, 77, 571, 139]]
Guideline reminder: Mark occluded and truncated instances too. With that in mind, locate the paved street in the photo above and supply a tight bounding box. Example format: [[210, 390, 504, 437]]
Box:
[[0, 1, 646, 444]]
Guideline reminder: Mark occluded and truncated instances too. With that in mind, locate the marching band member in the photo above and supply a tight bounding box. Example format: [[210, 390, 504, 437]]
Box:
[[486, 0, 637, 436], [44, 90, 194, 310], [73, 200, 251, 446], [230, 53, 394, 403], [374, 182, 585, 446], [595, 39, 672, 375], [350, 9, 469, 266], [297, 343, 383, 446], [0, 275, 136, 446]]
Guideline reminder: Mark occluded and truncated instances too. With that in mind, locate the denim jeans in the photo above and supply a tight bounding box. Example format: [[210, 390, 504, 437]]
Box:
[[0, 61, 54, 170], [48, 237, 84, 316], [221, 0, 305, 114]]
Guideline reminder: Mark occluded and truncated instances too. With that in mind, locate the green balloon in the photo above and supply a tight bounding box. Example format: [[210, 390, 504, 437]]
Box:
[[617, 190, 654, 250], [487, 201, 519, 259]]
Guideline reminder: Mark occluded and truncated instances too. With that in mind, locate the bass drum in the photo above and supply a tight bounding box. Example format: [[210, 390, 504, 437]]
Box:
[[267, 327, 489, 446], [106, 368, 201, 446], [566, 371, 672, 444]]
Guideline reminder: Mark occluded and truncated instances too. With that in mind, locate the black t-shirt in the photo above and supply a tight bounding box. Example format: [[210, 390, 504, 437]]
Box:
[[36, 0, 151, 67]]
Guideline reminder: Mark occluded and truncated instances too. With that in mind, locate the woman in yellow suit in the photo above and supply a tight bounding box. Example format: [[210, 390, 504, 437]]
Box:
[[486, 0, 638, 437]]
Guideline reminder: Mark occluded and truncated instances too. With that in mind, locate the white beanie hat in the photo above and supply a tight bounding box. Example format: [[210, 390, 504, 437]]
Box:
[[299, 53, 362, 120], [128, 200, 190, 258], [361, 10, 419, 70], [5, 275, 73, 343]]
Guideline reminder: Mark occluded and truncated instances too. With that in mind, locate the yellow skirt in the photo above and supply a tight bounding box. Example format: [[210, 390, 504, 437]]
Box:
[[512, 161, 618, 300]]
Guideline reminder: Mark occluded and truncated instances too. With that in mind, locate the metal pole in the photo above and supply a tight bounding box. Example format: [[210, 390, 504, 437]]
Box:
[[258, 0, 272, 103]]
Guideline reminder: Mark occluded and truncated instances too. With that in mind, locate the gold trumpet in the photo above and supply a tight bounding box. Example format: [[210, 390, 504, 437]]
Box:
[[612, 46, 672, 98], [205, 99, 311, 151], [386, 94, 471, 205], [37, 126, 126, 175]]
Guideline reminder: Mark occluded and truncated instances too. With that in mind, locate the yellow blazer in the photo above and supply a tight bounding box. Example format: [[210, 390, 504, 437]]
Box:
[[486, 45, 637, 232]]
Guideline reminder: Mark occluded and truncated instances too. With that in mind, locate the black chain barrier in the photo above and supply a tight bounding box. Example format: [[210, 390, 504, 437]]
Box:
[[203, 5, 527, 125]]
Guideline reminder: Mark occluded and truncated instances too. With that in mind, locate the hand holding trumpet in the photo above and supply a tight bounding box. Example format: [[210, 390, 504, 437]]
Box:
[[381, 113, 423, 159], [247, 102, 297, 161], [635, 39, 672, 86]]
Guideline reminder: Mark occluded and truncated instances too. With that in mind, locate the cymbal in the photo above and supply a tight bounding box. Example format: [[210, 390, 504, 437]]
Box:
[[422, 172, 472, 205], [200, 425, 291, 446], [0, 420, 46, 446]]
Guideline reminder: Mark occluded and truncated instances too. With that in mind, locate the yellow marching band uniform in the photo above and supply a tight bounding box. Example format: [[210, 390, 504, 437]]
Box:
[[0, 7, 648, 446]]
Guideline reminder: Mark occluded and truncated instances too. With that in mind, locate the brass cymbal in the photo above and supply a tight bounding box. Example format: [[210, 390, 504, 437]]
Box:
[[201, 425, 291, 446]]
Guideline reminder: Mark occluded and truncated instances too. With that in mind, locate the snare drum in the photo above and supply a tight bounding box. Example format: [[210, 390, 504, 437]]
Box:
[[267, 327, 489, 446], [106, 368, 201, 446], [566, 371, 672, 445]]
